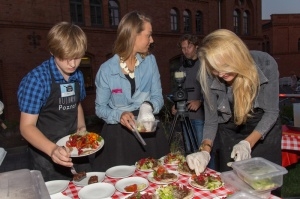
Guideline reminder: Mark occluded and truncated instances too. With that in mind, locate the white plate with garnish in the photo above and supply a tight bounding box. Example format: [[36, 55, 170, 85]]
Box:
[[72, 172, 105, 186], [106, 165, 136, 178], [115, 176, 149, 193]]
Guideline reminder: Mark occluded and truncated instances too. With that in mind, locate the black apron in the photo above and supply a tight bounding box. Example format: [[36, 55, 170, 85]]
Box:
[[29, 69, 90, 181], [216, 108, 282, 172]]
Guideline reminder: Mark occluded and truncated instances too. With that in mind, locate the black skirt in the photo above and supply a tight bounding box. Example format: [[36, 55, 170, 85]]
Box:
[[92, 121, 170, 172]]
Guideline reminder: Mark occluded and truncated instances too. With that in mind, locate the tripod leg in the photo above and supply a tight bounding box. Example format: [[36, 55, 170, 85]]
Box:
[[168, 113, 179, 145], [183, 116, 199, 152]]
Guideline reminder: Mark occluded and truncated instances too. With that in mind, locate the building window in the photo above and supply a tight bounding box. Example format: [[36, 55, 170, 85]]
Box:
[[243, 12, 249, 35], [183, 10, 191, 33], [170, 8, 179, 31], [108, 0, 119, 27], [233, 10, 240, 34], [79, 56, 94, 91], [195, 11, 203, 34], [70, 0, 84, 24], [90, 0, 103, 26]]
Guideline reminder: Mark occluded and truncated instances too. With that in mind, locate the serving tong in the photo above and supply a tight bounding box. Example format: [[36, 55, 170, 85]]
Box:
[[130, 120, 146, 146]]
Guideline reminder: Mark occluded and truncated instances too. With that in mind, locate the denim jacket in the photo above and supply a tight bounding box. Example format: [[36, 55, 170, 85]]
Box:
[[203, 51, 280, 141], [95, 54, 163, 124]]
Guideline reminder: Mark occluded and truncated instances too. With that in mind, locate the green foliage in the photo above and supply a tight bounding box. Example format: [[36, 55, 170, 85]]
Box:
[[282, 162, 300, 198]]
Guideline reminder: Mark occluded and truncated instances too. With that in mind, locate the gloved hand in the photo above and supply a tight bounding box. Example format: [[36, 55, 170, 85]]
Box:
[[137, 103, 155, 122], [186, 151, 210, 175], [227, 140, 251, 167], [0, 101, 4, 115]]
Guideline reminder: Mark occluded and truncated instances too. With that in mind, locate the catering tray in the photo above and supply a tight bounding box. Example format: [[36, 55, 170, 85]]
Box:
[[0, 169, 50, 199]]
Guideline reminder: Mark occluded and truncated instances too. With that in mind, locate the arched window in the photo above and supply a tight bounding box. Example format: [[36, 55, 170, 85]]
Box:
[[233, 10, 240, 34], [170, 8, 179, 31], [108, 0, 119, 27], [195, 11, 203, 34], [183, 10, 191, 32], [243, 11, 249, 35], [70, 0, 84, 24], [90, 0, 103, 26]]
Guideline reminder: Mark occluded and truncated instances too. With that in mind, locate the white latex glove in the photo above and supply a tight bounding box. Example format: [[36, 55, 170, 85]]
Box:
[[186, 151, 210, 175], [227, 140, 251, 167], [0, 101, 3, 115], [137, 103, 155, 122]]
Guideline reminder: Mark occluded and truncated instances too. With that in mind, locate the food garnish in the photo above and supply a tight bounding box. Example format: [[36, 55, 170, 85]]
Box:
[[66, 131, 102, 155], [191, 173, 223, 191]]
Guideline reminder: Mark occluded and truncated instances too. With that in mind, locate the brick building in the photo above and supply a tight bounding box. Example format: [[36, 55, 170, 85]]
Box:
[[0, 0, 262, 121], [262, 14, 300, 77]]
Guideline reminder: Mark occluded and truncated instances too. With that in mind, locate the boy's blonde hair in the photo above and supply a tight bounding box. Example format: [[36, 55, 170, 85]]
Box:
[[113, 11, 151, 60], [47, 21, 87, 60], [199, 29, 259, 125]]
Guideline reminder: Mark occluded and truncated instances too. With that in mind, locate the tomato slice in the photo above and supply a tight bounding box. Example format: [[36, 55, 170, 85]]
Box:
[[124, 184, 137, 192]]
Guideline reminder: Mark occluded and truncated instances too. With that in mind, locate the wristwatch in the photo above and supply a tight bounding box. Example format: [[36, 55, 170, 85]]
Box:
[[199, 143, 212, 151]]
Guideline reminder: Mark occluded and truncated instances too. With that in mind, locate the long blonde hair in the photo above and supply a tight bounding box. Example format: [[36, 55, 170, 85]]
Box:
[[199, 29, 259, 125]]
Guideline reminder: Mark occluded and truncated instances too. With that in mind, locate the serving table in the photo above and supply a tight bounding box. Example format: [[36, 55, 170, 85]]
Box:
[[62, 164, 281, 199], [281, 125, 300, 167]]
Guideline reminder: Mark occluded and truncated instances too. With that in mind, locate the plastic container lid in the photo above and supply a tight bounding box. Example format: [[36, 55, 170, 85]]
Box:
[[231, 157, 288, 191]]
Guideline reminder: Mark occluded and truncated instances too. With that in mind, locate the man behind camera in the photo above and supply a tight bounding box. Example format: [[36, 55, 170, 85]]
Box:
[[171, 34, 204, 155]]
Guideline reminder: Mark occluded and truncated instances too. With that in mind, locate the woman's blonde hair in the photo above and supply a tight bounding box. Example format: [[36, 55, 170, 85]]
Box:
[[113, 11, 151, 59], [47, 21, 87, 60], [199, 29, 259, 125]]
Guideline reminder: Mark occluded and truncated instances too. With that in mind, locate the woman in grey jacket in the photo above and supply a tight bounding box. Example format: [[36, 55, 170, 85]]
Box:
[[187, 29, 281, 174]]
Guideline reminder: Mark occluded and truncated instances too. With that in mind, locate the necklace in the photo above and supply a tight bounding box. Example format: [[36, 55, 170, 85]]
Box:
[[120, 56, 140, 78]]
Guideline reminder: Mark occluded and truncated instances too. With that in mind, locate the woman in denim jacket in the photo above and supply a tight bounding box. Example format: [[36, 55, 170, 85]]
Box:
[[186, 29, 281, 174], [93, 11, 169, 171]]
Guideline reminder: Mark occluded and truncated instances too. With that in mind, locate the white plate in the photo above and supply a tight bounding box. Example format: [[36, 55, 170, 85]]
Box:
[[135, 158, 162, 172], [56, 134, 104, 157], [147, 170, 178, 185], [106, 165, 136, 178], [50, 192, 72, 199], [115, 176, 149, 193], [73, 172, 106, 186], [45, 180, 70, 195], [188, 176, 224, 191], [78, 182, 115, 199], [121, 191, 155, 199]]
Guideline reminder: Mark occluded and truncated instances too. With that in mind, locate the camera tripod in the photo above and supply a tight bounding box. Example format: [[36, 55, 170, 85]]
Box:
[[168, 101, 199, 153]]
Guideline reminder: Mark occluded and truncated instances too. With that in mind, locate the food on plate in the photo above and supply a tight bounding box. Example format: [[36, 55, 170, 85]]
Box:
[[177, 161, 196, 176], [153, 166, 177, 183], [246, 178, 277, 191], [65, 131, 102, 155], [156, 183, 193, 199], [124, 183, 148, 192], [163, 152, 185, 165], [190, 173, 223, 191], [88, 175, 98, 184], [136, 157, 161, 171], [73, 171, 87, 182], [125, 191, 155, 199]]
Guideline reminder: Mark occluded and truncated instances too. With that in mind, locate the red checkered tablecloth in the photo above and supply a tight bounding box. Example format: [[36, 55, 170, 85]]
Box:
[[281, 125, 300, 151], [62, 166, 281, 199]]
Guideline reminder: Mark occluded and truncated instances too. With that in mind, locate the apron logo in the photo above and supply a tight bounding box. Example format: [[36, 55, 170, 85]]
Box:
[[60, 83, 75, 97]]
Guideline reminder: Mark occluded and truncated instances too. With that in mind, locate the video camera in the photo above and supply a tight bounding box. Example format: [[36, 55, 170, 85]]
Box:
[[167, 71, 194, 113]]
